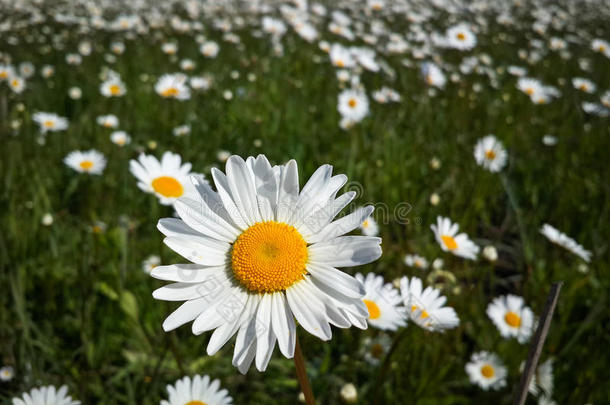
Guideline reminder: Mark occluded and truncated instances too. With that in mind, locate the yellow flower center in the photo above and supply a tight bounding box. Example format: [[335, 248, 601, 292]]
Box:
[[44, 120, 55, 128], [579, 84, 588, 91], [161, 87, 179, 97], [0, 71, 7, 78], [109, 84, 121, 95], [79, 160, 94, 170], [599, 45, 606, 52], [348, 98, 357, 108], [504, 311, 521, 327], [525, 87, 534, 95], [485, 149, 496, 160], [457, 32, 466, 40], [336, 59, 345, 68], [151, 176, 184, 198], [364, 299, 381, 319], [11, 79, 19, 87], [441, 235, 458, 250], [186, 401, 206, 405], [231, 221, 308, 293], [411, 305, 429, 319], [481, 364, 495, 378]]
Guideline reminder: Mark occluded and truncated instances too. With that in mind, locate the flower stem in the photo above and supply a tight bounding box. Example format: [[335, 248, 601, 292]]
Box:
[[294, 334, 316, 405]]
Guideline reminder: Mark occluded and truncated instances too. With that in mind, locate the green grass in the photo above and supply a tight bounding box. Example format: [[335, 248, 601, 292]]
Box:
[[1, 11, 609, 405]]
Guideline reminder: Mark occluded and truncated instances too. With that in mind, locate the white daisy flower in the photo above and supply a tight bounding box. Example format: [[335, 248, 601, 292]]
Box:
[[421, 62, 446, 88], [0, 64, 15, 81], [338, 89, 369, 123], [32, 112, 68, 133], [528, 358, 554, 397], [161, 42, 178, 55], [486, 294, 535, 343], [262, 16, 287, 36], [446, 24, 477, 50], [11, 385, 80, 405], [190, 76, 212, 91], [474, 135, 508, 172], [591, 39, 610, 56], [329, 43, 356, 68], [64, 150, 107, 175], [540, 224, 591, 262], [400, 276, 459, 332], [517, 77, 544, 98], [151, 155, 381, 373], [359, 215, 378, 236], [465, 351, 507, 391], [129, 151, 199, 206], [155, 73, 191, 100], [572, 77, 596, 93], [404, 254, 429, 270], [100, 78, 126, 97], [8, 76, 25, 94], [142, 255, 161, 274], [96, 114, 119, 128], [200, 41, 219, 58], [361, 333, 391, 365], [430, 216, 480, 260], [0, 365, 14, 381], [110, 131, 131, 146], [356, 272, 406, 331], [160, 374, 232, 405]]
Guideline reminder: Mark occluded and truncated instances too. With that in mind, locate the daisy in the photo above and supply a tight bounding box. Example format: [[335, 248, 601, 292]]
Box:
[[18, 62, 35, 78], [517, 77, 544, 98], [161, 375, 232, 405], [430, 216, 479, 260], [329, 44, 355, 68], [200, 41, 219, 58], [262, 16, 287, 36], [540, 224, 591, 262], [465, 351, 507, 391], [474, 135, 508, 172], [0, 365, 14, 381], [591, 39, 610, 56], [190, 76, 211, 91], [32, 112, 68, 133], [359, 215, 378, 236], [142, 255, 161, 274], [150, 155, 381, 373], [400, 276, 459, 332], [487, 294, 534, 343], [8, 76, 25, 94], [161, 42, 178, 55], [421, 62, 446, 88], [528, 358, 554, 397], [100, 77, 126, 97], [173, 125, 191, 137], [96, 114, 119, 128], [404, 254, 429, 270], [356, 273, 406, 331], [361, 333, 391, 365], [155, 74, 191, 100], [11, 385, 80, 405], [64, 150, 107, 175], [0, 64, 15, 81], [338, 89, 369, 123], [129, 151, 199, 205], [446, 24, 477, 50], [572, 77, 596, 93], [110, 131, 131, 146]]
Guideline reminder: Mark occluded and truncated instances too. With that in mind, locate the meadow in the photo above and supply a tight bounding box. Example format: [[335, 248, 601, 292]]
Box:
[[1, 0, 609, 404]]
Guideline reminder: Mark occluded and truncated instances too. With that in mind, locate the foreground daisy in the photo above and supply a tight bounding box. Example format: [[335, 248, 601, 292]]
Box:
[[12, 385, 80, 405], [431, 216, 480, 260], [161, 375, 232, 405], [465, 351, 507, 391], [151, 155, 381, 373], [474, 135, 508, 172], [540, 224, 592, 262], [64, 150, 106, 175], [337, 89, 369, 123], [400, 276, 459, 332], [32, 112, 68, 133], [356, 273, 406, 331], [487, 294, 534, 343], [129, 151, 198, 205]]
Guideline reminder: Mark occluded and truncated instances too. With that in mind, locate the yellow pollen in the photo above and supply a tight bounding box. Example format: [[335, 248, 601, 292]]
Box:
[[411, 305, 429, 319], [364, 299, 381, 319], [481, 364, 495, 378], [336, 60, 345, 68], [79, 160, 94, 170], [457, 32, 466, 40], [11, 79, 19, 87], [348, 98, 357, 108], [426, 75, 433, 85], [504, 311, 521, 327], [525, 87, 534, 95], [43, 120, 55, 128], [231, 221, 308, 293], [599, 45, 606, 52], [441, 235, 458, 250], [161, 87, 179, 97], [579, 84, 588, 91], [186, 401, 206, 405], [152, 176, 184, 198], [109, 84, 121, 95], [0, 71, 7, 78], [485, 149, 496, 160]]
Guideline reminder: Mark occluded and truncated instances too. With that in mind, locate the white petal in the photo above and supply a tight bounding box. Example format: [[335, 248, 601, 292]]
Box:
[[286, 282, 332, 341], [306, 263, 365, 298], [308, 236, 382, 267], [226, 156, 262, 226], [163, 236, 229, 266], [271, 292, 296, 358]]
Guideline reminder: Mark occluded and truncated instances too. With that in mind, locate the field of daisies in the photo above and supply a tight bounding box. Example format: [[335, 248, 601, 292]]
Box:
[[1, 0, 609, 404]]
